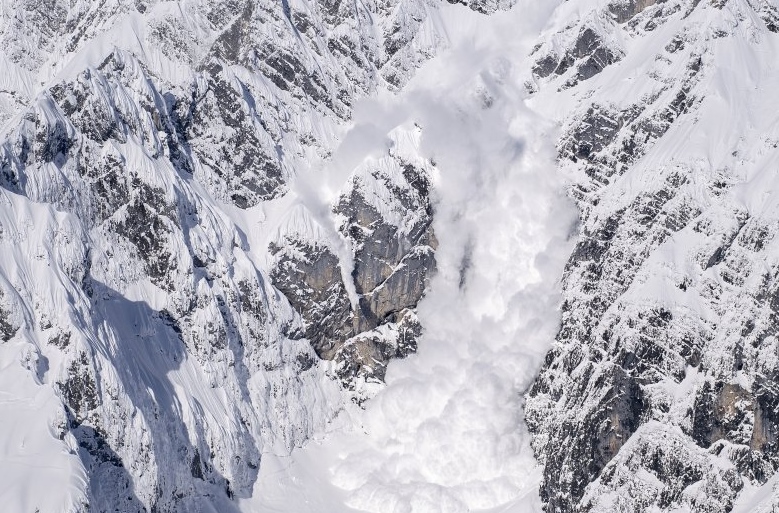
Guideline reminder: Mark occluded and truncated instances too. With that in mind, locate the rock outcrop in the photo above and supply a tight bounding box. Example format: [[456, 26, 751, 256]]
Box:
[[270, 123, 436, 392]]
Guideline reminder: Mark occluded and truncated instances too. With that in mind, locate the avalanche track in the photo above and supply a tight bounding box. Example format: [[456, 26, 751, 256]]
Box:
[[245, 3, 576, 512]]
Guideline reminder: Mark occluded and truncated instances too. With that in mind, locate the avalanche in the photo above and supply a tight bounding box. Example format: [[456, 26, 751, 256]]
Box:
[[0, 0, 573, 511], [6, 0, 779, 511], [244, 3, 576, 512]]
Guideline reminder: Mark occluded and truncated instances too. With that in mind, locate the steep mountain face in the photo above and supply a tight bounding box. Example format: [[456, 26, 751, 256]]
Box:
[[5, 0, 779, 512], [0, 0, 506, 511], [525, 0, 779, 511]]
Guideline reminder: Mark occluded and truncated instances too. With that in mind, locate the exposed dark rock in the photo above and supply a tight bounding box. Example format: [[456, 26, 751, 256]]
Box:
[[536, 365, 646, 512], [533, 26, 622, 85], [445, 0, 516, 14], [70, 421, 147, 513], [270, 156, 436, 386], [59, 351, 99, 421], [608, 0, 659, 23], [270, 240, 355, 359], [113, 185, 178, 290], [187, 62, 286, 207], [334, 308, 422, 388], [690, 381, 754, 448]]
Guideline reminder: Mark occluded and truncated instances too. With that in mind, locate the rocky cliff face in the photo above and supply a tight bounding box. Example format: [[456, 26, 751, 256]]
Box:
[[269, 122, 436, 393], [525, 0, 779, 511]]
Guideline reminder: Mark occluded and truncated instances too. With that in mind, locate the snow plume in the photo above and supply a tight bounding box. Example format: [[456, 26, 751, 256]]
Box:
[[247, 1, 576, 512]]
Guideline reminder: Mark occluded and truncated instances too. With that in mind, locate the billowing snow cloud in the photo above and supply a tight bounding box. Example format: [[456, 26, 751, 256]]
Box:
[[246, 1, 576, 512]]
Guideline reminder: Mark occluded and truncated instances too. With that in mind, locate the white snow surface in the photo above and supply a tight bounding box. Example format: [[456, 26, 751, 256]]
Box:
[[244, 3, 577, 512]]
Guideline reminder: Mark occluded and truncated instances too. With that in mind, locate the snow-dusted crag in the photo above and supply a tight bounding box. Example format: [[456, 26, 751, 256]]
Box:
[[525, 0, 779, 511], [269, 123, 436, 390]]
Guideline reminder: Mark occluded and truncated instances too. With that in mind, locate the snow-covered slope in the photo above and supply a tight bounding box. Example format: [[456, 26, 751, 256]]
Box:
[[4, 0, 779, 512], [0, 0, 465, 510]]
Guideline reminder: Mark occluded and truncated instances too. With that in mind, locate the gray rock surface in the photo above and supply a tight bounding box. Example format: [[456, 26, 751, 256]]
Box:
[[270, 126, 437, 391]]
